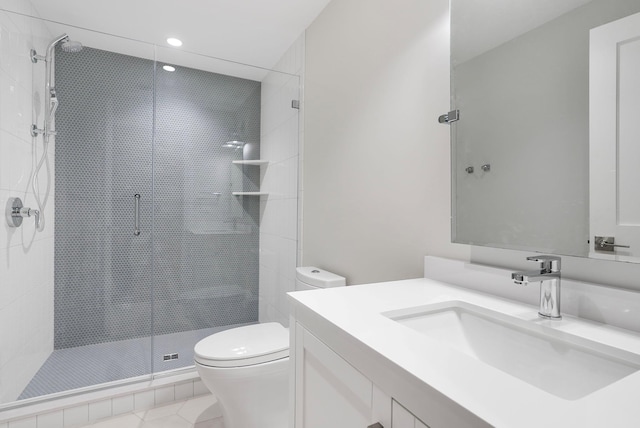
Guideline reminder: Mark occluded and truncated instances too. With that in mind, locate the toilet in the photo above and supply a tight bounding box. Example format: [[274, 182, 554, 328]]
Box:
[[194, 267, 346, 428]]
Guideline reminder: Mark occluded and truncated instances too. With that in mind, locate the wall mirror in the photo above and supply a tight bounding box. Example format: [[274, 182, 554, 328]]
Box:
[[450, 0, 640, 263]]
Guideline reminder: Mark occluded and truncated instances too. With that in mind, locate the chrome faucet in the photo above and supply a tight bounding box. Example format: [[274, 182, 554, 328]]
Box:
[[512, 255, 561, 320]]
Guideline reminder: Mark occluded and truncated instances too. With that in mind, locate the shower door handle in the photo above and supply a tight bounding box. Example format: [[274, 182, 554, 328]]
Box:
[[134, 194, 141, 236]]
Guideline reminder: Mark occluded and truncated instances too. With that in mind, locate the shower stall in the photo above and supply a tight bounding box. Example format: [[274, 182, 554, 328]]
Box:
[[0, 5, 300, 409]]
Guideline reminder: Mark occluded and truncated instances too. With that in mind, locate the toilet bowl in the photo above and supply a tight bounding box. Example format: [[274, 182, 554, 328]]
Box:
[[195, 322, 289, 428], [194, 267, 346, 428]]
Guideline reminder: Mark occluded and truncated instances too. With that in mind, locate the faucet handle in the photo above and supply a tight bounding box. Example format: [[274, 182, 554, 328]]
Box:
[[526, 255, 561, 272]]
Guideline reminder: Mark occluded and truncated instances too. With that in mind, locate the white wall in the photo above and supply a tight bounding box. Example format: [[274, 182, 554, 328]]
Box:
[[0, 2, 54, 402], [302, 0, 469, 285], [259, 35, 303, 326]]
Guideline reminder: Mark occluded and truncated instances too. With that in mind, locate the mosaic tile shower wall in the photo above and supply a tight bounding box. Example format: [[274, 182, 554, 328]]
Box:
[[54, 46, 260, 350]]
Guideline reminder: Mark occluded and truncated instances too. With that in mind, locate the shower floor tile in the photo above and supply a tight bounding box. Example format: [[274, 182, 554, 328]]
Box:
[[19, 323, 253, 400]]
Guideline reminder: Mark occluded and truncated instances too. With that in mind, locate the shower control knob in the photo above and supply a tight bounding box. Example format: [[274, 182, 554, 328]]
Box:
[[22, 208, 41, 228], [6, 197, 23, 227], [6, 197, 40, 228]]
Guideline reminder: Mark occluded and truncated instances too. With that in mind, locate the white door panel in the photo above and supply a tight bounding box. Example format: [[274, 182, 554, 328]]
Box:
[[590, 11, 640, 260]]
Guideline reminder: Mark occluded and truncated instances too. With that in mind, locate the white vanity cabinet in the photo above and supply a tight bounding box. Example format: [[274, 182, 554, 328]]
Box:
[[292, 322, 430, 428], [289, 259, 640, 427]]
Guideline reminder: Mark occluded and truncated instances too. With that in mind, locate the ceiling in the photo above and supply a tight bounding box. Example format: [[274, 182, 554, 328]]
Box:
[[26, 0, 332, 80]]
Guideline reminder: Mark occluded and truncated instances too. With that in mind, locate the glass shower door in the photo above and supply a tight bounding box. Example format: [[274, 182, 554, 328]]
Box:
[[150, 48, 263, 372], [20, 43, 157, 398]]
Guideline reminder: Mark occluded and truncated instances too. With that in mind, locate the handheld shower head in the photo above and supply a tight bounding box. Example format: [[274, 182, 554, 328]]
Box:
[[29, 33, 83, 233]]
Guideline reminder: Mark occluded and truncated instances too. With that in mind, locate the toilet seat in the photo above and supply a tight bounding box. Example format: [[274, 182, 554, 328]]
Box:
[[194, 322, 289, 368]]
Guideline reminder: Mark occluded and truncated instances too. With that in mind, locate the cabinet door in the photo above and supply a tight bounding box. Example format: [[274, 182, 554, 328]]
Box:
[[392, 400, 415, 428], [372, 384, 392, 428], [294, 324, 373, 428], [392, 400, 431, 428]]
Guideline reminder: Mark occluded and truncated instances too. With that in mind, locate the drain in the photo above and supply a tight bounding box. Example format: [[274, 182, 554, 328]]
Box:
[[163, 353, 179, 361]]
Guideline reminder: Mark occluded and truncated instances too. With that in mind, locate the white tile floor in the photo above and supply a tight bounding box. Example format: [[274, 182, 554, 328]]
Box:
[[78, 394, 224, 428]]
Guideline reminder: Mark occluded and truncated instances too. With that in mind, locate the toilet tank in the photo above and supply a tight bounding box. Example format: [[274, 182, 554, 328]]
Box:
[[295, 267, 346, 291]]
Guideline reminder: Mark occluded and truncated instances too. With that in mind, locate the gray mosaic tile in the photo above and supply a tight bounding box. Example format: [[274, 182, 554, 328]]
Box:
[[18, 324, 253, 399], [54, 46, 260, 358]]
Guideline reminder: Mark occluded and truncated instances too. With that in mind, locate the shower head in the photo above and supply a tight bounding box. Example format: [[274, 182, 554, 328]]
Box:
[[61, 39, 83, 53], [31, 34, 82, 63]]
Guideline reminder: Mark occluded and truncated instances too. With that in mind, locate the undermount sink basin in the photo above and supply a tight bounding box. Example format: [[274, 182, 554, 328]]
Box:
[[384, 301, 640, 400]]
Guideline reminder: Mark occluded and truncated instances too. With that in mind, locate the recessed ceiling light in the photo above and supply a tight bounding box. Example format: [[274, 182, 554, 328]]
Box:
[[166, 37, 182, 47], [163, 65, 176, 72]]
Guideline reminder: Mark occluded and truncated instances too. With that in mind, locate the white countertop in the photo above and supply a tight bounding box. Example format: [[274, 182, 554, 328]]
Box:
[[288, 277, 640, 428]]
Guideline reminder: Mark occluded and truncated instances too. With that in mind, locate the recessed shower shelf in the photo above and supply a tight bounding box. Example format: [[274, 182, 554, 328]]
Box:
[[232, 192, 268, 196], [232, 161, 268, 196], [232, 160, 269, 166]]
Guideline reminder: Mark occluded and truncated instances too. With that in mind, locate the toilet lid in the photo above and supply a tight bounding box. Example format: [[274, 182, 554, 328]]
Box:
[[194, 322, 289, 368]]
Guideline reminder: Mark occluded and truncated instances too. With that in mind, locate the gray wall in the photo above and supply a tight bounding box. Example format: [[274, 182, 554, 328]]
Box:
[[54, 47, 261, 349], [302, 0, 470, 285]]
